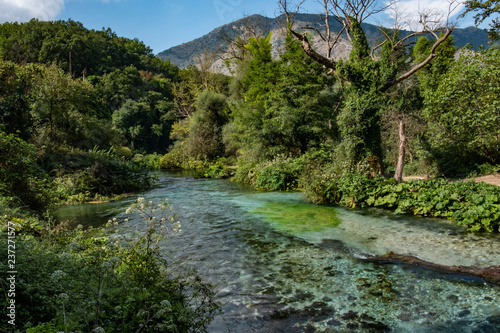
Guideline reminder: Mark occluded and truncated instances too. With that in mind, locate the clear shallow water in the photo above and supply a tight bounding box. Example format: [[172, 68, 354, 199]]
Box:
[[55, 172, 500, 332]]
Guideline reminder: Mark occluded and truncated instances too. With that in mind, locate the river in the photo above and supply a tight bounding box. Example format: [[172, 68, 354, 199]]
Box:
[[55, 172, 500, 332]]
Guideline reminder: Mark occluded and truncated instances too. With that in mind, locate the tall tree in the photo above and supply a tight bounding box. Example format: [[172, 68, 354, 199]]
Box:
[[227, 33, 337, 162], [279, 0, 461, 179]]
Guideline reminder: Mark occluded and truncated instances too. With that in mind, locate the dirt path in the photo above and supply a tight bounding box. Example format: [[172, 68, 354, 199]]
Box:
[[403, 173, 500, 187], [469, 173, 500, 187]]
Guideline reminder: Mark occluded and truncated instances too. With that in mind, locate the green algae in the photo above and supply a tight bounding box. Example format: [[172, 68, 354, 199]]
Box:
[[252, 202, 341, 233]]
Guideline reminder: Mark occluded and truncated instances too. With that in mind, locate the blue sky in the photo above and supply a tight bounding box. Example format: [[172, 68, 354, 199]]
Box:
[[0, 0, 492, 54]]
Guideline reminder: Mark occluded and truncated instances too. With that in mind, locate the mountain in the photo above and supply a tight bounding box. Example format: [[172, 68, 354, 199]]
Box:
[[157, 13, 491, 73]]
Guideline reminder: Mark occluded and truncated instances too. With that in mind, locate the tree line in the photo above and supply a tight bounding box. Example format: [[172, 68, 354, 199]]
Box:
[[1, 2, 499, 212]]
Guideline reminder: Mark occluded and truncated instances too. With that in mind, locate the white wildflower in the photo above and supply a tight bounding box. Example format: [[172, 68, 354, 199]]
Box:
[[57, 293, 69, 303], [60, 252, 71, 261], [108, 256, 122, 267], [50, 270, 66, 282], [100, 261, 112, 269], [68, 242, 81, 251], [160, 300, 171, 308]]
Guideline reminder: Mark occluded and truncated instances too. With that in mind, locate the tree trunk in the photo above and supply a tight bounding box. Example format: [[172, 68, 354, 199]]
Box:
[[394, 119, 406, 182]]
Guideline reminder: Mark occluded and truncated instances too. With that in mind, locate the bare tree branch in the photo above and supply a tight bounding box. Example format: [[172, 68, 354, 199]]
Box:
[[370, 39, 387, 59], [381, 28, 453, 91], [289, 28, 337, 69]]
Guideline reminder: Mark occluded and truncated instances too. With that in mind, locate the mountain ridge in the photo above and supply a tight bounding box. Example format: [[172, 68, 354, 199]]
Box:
[[157, 13, 491, 72]]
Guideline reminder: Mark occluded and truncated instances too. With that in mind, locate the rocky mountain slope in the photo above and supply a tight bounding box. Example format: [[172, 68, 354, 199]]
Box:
[[157, 13, 491, 73]]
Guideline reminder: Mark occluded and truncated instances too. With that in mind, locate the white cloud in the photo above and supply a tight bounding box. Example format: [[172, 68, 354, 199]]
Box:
[[0, 0, 65, 23], [395, 0, 464, 14], [385, 0, 466, 29]]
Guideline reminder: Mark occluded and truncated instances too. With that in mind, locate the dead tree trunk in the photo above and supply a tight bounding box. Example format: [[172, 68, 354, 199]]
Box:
[[394, 119, 406, 182]]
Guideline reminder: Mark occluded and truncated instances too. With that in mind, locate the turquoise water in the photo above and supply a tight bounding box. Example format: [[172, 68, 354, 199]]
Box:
[[55, 172, 500, 332]]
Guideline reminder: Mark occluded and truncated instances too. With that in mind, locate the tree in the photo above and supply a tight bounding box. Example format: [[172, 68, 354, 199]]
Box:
[[30, 64, 113, 149], [227, 33, 337, 162], [462, 0, 500, 41], [423, 47, 500, 172], [185, 90, 229, 159], [278, 0, 461, 179], [0, 130, 52, 211], [0, 60, 32, 139]]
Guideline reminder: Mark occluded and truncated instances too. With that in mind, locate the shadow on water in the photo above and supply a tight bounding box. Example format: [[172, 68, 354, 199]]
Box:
[[54, 172, 500, 332]]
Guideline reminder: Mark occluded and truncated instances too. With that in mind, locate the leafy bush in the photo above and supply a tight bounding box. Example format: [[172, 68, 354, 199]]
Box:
[[160, 146, 187, 170], [133, 153, 163, 170], [0, 198, 220, 332], [0, 130, 54, 212], [306, 173, 500, 232], [51, 147, 155, 203], [254, 156, 303, 191], [184, 90, 229, 160]]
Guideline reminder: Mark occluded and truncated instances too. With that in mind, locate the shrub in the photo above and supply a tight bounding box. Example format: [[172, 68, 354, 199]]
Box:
[[160, 146, 188, 170], [254, 155, 303, 191], [133, 152, 163, 170], [51, 148, 155, 202], [0, 130, 54, 212]]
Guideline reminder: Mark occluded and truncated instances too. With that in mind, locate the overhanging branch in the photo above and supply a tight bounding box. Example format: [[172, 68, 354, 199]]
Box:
[[381, 28, 452, 91]]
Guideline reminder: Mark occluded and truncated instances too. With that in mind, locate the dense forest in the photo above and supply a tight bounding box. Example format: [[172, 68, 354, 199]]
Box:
[[1, 0, 500, 330]]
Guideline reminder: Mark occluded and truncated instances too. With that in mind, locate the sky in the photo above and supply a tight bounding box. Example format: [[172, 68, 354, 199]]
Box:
[[0, 0, 492, 54]]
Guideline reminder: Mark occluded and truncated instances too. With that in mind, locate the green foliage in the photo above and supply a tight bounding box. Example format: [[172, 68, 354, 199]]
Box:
[[185, 90, 229, 159], [0, 130, 53, 211], [102, 66, 177, 153], [234, 145, 335, 191], [413, 35, 456, 92], [0, 60, 32, 139], [0, 198, 220, 332], [51, 147, 155, 203], [133, 153, 164, 170], [172, 65, 231, 118], [197, 158, 236, 179], [0, 22, 179, 154], [228, 35, 337, 163], [348, 16, 370, 62], [160, 146, 188, 170], [0, 19, 179, 77], [334, 17, 404, 167], [306, 173, 500, 232], [30, 64, 116, 149], [422, 47, 500, 174], [253, 155, 303, 191]]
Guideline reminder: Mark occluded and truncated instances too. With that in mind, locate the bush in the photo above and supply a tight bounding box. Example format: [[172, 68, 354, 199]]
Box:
[[254, 156, 303, 191], [51, 148, 155, 202], [133, 153, 163, 170], [0, 130, 54, 212], [160, 146, 187, 170]]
